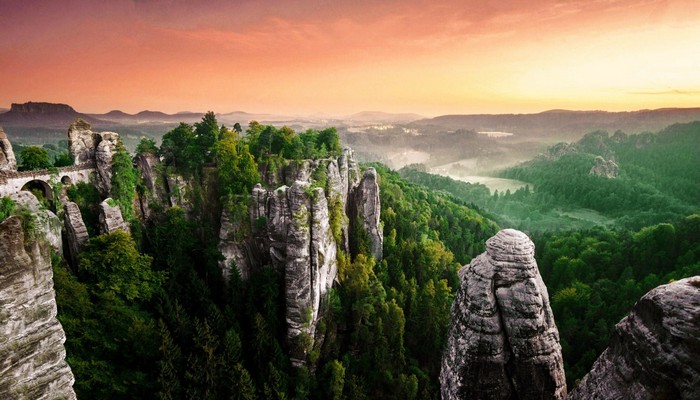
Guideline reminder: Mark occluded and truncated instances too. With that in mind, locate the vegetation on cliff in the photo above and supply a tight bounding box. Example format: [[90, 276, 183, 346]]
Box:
[[52, 113, 497, 399]]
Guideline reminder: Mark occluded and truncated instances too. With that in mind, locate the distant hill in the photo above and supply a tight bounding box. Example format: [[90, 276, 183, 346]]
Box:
[[412, 108, 700, 139], [0, 102, 107, 127], [90, 109, 203, 124], [216, 110, 296, 124], [346, 111, 425, 123]]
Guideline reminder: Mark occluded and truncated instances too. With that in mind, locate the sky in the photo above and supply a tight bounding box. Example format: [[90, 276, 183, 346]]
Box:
[[1, 0, 699, 116]]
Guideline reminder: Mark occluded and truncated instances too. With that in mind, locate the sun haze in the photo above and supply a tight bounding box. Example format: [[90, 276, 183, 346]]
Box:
[[1, 0, 699, 116]]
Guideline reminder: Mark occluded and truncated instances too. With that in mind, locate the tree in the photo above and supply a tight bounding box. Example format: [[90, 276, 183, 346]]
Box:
[[111, 142, 138, 221], [19, 146, 51, 170], [192, 111, 220, 164], [161, 123, 194, 172], [215, 129, 260, 198], [136, 137, 159, 155], [54, 151, 74, 167], [80, 230, 164, 303], [317, 127, 342, 156]]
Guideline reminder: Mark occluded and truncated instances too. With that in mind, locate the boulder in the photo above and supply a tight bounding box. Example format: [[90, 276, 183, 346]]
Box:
[[569, 276, 700, 400], [440, 229, 566, 400], [98, 199, 129, 234], [0, 216, 76, 399]]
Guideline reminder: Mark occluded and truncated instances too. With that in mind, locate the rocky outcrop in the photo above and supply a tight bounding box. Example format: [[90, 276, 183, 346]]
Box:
[[0, 216, 76, 400], [569, 276, 700, 400], [0, 127, 17, 172], [133, 152, 163, 220], [218, 150, 381, 365], [589, 156, 618, 178], [68, 118, 97, 165], [351, 168, 383, 261], [63, 202, 89, 268], [440, 229, 566, 400], [544, 142, 577, 160], [9, 191, 62, 254], [98, 199, 129, 234], [94, 132, 120, 196], [165, 174, 192, 210]]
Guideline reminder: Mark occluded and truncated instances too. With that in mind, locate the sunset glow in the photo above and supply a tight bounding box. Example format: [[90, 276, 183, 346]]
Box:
[[2, 0, 699, 115]]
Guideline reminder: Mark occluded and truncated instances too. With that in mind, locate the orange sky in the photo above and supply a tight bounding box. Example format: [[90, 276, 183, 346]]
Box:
[[1, 0, 699, 116]]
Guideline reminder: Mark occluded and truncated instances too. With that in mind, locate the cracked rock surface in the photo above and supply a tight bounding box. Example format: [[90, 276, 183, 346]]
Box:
[[440, 229, 566, 400]]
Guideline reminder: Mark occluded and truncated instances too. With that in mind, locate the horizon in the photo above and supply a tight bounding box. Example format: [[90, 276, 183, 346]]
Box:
[[2, 1, 700, 115], [3, 100, 700, 120]]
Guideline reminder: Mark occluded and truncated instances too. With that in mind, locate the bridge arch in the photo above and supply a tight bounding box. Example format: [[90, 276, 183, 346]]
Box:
[[21, 179, 55, 211]]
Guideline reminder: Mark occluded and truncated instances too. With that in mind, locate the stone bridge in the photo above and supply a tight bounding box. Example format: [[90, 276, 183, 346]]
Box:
[[0, 162, 96, 198]]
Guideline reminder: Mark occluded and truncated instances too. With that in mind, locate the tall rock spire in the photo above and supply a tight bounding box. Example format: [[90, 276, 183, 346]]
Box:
[[440, 229, 566, 400]]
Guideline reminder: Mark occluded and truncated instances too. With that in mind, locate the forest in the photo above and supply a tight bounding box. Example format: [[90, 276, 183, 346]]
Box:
[[46, 113, 498, 399], [3, 114, 698, 397], [398, 121, 700, 385]]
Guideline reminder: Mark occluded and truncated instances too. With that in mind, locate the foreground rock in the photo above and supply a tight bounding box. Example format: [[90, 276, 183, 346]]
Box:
[[569, 276, 700, 400], [9, 191, 62, 254], [440, 229, 566, 400], [0, 216, 76, 399]]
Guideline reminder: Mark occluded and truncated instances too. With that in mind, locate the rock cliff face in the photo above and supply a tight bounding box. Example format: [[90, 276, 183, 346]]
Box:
[[351, 168, 383, 261], [218, 149, 381, 365], [589, 156, 618, 178], [440, 229, 566, 400], [569, 276, 700, 400], [0, 216, 76, 400], [68, 119, 97, 165], [134, 153, 163, 220], [0, 127, 17, 172], [63, 202, 89, 268], [94, 132, 120, 196], [9, 191, 63, 255]]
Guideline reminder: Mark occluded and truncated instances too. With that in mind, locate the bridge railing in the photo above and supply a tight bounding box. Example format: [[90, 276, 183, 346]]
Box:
[[0, 162, 96, 182]]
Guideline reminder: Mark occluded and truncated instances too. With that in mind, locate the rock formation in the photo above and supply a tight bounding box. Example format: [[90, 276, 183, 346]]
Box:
[[94, 131, 120, 196], [218, 150, 380, 365], [134, 152, 165, 220], [440, 229, 566, 400], [0, 127, 17, 172], [63, 202, 89, 268], [98, 199, 129, 234], [544, 142, 577, 160], [0, 216, 76, 400], [351, 168, 383, 261], [569, 276, 700, 400], [9, 191, 63, 254], [68, 118, 97, 165], [589, 156, 618, 178]]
